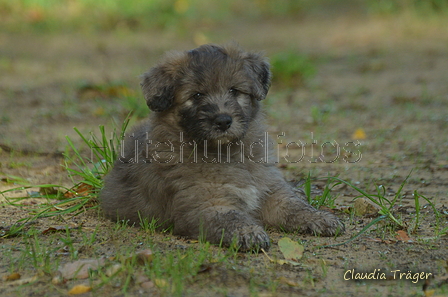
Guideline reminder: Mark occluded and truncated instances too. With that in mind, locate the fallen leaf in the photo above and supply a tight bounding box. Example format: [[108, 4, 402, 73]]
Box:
[[396, 230, 413, 243], [3, 276, 38, 286], [64, 183, 94, 198], [68, 284, 91, 295], [278, 237, 304, 263], [4, 272, 21, 281], [352, 128, 366, 140], [261, 248, 298, 266], [154, 278, 169, 289]]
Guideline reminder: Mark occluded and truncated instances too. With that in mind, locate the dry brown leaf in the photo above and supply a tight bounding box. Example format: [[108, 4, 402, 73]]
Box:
[[352, 128, 366, 140], [396, 230, 413, 243], [4, 272, 21, 281], [68, 284, 91, 295], [64, 183, 94, 198], [4, 276, 38, 286]]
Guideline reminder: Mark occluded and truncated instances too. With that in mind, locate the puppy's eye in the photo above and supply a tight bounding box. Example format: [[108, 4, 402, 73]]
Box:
[[193, 93, 204, 100], [229, 88, 239, 96]]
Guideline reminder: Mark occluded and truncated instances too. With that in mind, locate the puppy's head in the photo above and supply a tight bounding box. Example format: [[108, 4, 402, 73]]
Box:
[[141, 44, 271, 142]]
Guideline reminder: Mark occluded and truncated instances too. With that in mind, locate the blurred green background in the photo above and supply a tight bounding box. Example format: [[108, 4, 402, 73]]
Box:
[[1, 0, 447, 33]]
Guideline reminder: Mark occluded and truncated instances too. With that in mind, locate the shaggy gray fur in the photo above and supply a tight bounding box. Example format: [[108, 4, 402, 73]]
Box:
[[100, 44, 344, 251]]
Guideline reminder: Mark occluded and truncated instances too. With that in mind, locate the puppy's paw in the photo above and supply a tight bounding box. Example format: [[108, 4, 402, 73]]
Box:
[[302, 210, 345, 236], [236, 225, 270, 252]]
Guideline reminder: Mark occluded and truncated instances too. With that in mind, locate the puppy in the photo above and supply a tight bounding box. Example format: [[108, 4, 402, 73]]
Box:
[[100, 44, 344, 250]]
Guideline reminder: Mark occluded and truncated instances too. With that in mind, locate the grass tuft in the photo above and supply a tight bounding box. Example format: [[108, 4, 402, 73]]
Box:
[[1, 116, 130, 237]]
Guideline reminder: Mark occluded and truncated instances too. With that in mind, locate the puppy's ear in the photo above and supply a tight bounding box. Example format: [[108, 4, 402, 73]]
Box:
[[140, 65, 176, 112], [244, 53, 272, 101]]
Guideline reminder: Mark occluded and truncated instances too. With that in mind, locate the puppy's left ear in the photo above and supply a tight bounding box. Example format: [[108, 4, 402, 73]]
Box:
[[244, 53, 272, 101], [140, 65, 176, 112]]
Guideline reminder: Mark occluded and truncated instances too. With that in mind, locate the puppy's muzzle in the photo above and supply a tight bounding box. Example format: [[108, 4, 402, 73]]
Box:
[[213, 114, 233, 131]]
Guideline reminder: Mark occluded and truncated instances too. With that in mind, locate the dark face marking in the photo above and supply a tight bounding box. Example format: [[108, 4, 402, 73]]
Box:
[[141, 44, 271, 142], [177, 90, 250, 143]]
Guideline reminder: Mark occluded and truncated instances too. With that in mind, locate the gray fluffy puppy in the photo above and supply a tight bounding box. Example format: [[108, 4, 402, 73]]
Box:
[[100, 44, 344, 250]]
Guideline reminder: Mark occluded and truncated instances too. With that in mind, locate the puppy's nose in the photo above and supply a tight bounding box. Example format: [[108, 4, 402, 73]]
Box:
[[214, 114, 233, 131]]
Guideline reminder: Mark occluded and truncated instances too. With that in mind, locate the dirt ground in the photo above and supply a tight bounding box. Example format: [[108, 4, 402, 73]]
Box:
[[1, 9, 448, 297]]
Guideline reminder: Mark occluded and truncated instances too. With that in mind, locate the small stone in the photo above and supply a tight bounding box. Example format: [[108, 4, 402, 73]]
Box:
[[140, 281, 155, 290], [354, 198, 379, 216]]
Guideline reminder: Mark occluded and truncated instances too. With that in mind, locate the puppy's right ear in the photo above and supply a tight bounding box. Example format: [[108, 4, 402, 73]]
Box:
[[243, 52, 272, 101], [140, 66, 176, 112]]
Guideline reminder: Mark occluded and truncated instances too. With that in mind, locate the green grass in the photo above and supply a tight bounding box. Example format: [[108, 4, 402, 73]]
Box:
[[301, 169, 447, 248], [367, 0, 448, 15], [270, 50, 317, 89], [0, 118, 129, 237], [4, 221, 233, 296], [0, 0, 306, 33]]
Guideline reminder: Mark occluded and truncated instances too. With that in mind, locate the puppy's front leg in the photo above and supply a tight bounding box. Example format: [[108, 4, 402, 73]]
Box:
[[261, 186, 344, 236], [173, 205, 270, 251]]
